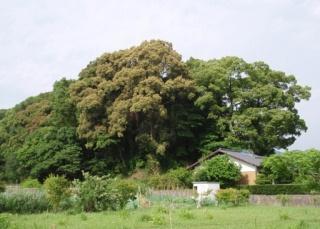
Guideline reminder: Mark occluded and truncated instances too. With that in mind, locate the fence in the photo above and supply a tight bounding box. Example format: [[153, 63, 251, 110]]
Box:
[[250, 194, 320, 207], [5, 185, 41, 193], [149, 189, 195, 198]]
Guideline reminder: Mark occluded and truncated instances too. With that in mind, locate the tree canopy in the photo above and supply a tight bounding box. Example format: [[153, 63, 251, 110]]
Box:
[[0, 40, 311, 182]]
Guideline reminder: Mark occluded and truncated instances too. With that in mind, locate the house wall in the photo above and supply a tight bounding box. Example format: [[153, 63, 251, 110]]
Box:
[[229, 157, 256, 172], [229, 157, 257, 185]]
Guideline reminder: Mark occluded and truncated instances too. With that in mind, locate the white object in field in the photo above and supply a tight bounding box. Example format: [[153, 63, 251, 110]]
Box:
[[192, 182, 220, 208]]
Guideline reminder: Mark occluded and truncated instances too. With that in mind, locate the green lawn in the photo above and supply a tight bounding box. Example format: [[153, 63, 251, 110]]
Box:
[[2, 205, 320, 229]]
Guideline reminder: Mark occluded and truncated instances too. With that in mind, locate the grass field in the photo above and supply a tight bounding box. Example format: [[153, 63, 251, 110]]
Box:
[[2, 205, 320, 229]]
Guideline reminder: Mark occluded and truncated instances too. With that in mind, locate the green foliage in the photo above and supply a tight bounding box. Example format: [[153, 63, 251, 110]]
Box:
[[260, 149, 320, 185], [0, 191, 51, 213], [0, 93, 52, 181], [0, 181, 5, 192], [111, 179, 138, 208], [279, 213, 290, 220], [148, 167, 192, 189], [241, 184, 318, 195], [21, 178, 42, 188], [277, 194, 289, 206], [187, 57, 310, 155], [255, 173, 273, 185], [44, 175, 70, 210], [0, 214, 10, 229], [193, 155, 241, 187], [216, 188, 250, 206], [179, 209, 195, 219], [73, 172, 138, 212], [0, 40, 311, 182]]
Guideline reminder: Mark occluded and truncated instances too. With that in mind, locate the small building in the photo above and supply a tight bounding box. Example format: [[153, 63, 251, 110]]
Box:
[[192, 182, 220, 196], [192, 182, 220, 207], [189, 148, 264, 185]]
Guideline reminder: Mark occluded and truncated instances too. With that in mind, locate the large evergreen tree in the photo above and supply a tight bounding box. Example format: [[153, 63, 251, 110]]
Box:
[[187, 57, 311, 155]]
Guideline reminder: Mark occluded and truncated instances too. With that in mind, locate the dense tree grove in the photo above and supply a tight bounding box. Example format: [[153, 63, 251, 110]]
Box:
[[258, 149, 320, 185], [0, 40, 311, 182]]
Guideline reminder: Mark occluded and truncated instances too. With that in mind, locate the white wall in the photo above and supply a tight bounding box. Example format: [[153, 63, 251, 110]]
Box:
[[193, 182, 220, 195], [229, 157, 257, 172]]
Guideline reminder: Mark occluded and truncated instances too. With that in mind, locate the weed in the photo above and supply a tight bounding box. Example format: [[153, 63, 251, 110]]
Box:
[[0, 214, 10, 229], [58, 219, 67, 226], [156, 205, 169, 214], [277, 195, 289, 207], [295, 220, 309, 229], [152, 215, 166, 225], [139, 214, 152, 222], [179, 209, 195, 220], [119, 209, 130, 219], [279, 213, 290, 220], [80, 213, 88, 221]]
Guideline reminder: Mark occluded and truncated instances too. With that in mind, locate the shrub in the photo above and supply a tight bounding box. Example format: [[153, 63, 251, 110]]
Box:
[[0, 191, 51, 213], [74, 172, 138, 212], [0, 181, 5, 193], [241, 184, 316, 195], [139, 214, 152, 222], [192, 155, 241, 188], [21, 178, 42, 188], [216, 188, 249, 206], [255, 173, 272, 185], [260, 149, 320, 185], [44, 175, 70, 210], [148, 167, 192, 189], [112, 179, 138, 208], [179, 209, 195, 219], [277, 194, 289, 206], [0, 214, 10, 229], [279, 213, 290, 220], [166, 168, 192, 188]]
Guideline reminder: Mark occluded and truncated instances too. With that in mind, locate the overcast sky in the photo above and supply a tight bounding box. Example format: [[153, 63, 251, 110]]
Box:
[[0, 0, 319, 150]]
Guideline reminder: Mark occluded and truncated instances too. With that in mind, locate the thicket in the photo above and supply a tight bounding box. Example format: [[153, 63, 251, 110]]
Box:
[[0, 191, 51, 213], [216, 188, 250, 206], [257, 149, 320, 186], [73, 172, 138, 212], [148, 168, 192, 189], [21, 178, 42, 188]]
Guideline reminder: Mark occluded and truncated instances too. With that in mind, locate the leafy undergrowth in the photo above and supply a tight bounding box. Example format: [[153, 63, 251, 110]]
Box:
[[2, 205, 320, 229]]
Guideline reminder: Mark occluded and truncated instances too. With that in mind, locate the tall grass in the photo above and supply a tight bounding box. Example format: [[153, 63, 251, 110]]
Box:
[[0, 190, 51, 213]]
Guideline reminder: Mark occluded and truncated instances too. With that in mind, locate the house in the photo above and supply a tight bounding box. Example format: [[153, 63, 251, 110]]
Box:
[[188, 148, 264, 185]]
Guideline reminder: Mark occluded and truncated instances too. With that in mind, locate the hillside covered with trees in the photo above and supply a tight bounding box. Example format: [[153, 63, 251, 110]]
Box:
[[0, 40, 311, 182]]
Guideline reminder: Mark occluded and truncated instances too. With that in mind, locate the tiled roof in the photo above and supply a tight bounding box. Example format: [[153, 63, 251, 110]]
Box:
[[188, 148, 264, 169]]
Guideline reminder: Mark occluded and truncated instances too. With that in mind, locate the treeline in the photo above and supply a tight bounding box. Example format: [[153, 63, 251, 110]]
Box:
[[0, 40, 311, 182]]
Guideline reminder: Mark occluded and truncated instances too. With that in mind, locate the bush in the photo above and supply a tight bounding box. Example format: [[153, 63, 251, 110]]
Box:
[[260, 149, 320, 185], [0, 181, 5, 193], [112, 179, 138, 208], [74, 172, 138, 212], [276, 194, 289, 206], [44, 175, 70, 210], [192, 155, 241, 188], [216, 188, 249, 206], [21, 178, 42, 188], [148, 167, 192, 189], [255, 173, 272, 185], [0, 214, 10, 229], [241, 184, 318, 195], [0, 191, 51, 213]]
